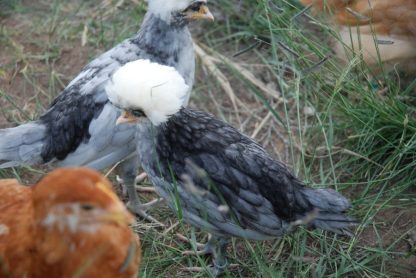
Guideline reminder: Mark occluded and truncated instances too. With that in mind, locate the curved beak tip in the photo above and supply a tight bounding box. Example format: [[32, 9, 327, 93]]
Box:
[[201, 6, 214, 21], [116, 111, 138, 125], [106, 208, 135, 226], [187, 4, 214, 21]]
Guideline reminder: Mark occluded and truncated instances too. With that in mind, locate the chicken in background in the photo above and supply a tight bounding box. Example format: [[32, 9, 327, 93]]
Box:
[[0, 168, 141, 278], [300, 0, 416, 74]]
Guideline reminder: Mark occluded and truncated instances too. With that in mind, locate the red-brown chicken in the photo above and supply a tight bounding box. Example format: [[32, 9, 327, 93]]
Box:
[[0, 168, 141, 278], [301, 0, 416, 73]]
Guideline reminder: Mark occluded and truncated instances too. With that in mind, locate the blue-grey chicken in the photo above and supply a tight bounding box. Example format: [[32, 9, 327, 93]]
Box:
[[106, 59, 356, 276], [0, 0, 213, 222]]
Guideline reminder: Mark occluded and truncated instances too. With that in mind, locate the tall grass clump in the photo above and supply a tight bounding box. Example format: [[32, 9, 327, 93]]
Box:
[[218, 0, 416, 191]]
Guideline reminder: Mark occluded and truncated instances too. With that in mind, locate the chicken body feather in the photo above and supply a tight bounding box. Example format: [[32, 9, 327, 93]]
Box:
[[301, 0, 416, 72], [137, 108, 354, 240], [0, 180, 34, 277], [0, 168, 141, 278]]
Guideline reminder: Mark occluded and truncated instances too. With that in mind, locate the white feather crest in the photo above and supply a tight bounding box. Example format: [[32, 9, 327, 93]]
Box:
[[147, 0, 205, 21], [106, 59, 189, 126]]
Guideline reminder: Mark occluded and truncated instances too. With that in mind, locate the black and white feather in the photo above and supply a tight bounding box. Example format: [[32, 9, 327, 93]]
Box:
[[106, 60, 356, 275]]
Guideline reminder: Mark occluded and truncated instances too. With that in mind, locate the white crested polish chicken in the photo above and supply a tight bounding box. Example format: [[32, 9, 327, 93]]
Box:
[[300, 0, 416, 74], [105, 59, 356, 276], [0, 0, 214, 223]]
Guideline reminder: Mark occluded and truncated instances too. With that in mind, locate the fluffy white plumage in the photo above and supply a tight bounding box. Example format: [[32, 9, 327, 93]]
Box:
[[147, 0, 205, 21], [106, 59, 189, 126]]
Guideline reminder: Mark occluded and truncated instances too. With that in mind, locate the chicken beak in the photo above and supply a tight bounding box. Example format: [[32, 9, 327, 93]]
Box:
[[187, 4, 214, 21], [103, 205, 135, 226], [116, 111, 139, 125]]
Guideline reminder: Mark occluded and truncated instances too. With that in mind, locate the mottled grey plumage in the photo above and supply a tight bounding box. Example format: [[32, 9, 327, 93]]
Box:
[[136, 108, 355, 275], [0, 3, 200, 219]]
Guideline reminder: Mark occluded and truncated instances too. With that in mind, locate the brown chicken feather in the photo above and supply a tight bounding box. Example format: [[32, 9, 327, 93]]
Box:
[[0, 168, 141, 278], [301, 0, 416, 72], [0, 179, 34, 277]]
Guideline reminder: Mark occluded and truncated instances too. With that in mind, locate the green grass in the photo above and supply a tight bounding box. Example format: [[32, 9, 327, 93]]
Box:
[[0, 0, 415, 277]]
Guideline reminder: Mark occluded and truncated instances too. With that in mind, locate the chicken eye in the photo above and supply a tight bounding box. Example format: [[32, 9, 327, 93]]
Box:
[[130, 109, 145, 117], [81, 204, 95, 211], [187, 2, 201, 12]]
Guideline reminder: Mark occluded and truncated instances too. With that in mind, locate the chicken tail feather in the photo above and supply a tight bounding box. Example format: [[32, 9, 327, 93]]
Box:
[[0, 122, 46, 168], [295, 187, 357, 236]]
